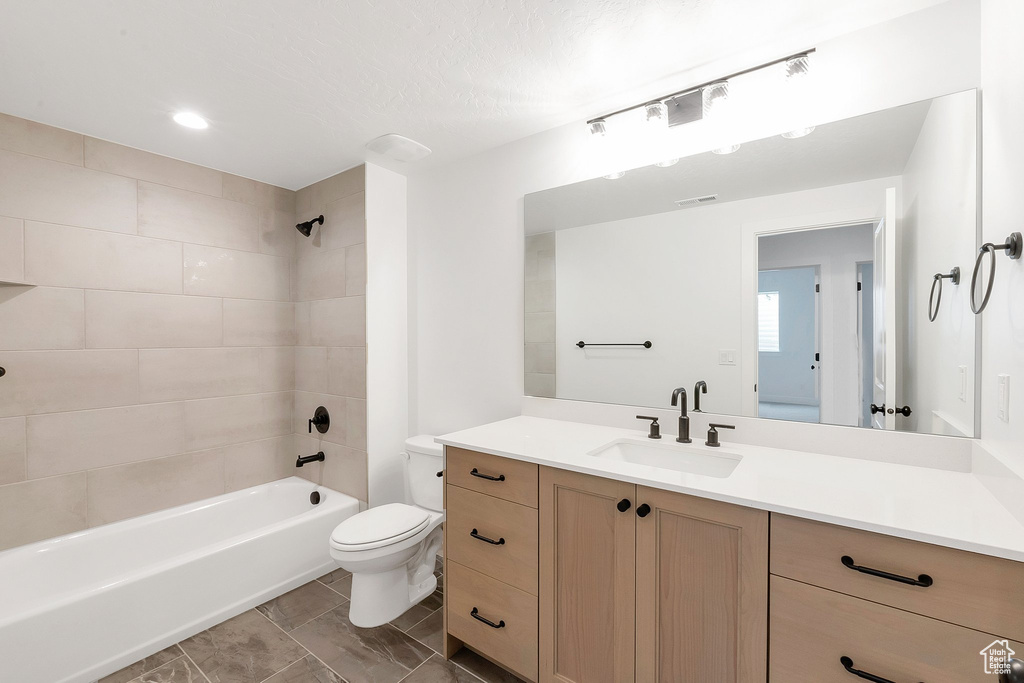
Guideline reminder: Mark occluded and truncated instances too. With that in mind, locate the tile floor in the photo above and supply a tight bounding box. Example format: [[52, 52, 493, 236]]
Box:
[[100, 558, 525, 683]]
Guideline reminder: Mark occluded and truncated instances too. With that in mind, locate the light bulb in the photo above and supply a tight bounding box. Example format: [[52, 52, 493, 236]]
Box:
[[589, 119, 607, 136], [785, 54, 811, 80], [645, 101, 666, 125], [782, 126, 815, 139], [172, 112, 208, 129], [656, 158, 679, 168], [604, 171, 626, 180], [702, 81, 730, 118], [712, 144, 740, 155]]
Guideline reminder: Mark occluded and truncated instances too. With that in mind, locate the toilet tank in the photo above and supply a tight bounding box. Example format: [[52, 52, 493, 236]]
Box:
[[405, 435, 443, 511]]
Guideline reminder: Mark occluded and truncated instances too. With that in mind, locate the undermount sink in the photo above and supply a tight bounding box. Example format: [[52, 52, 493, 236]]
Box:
[[587, 438, 742, 478]]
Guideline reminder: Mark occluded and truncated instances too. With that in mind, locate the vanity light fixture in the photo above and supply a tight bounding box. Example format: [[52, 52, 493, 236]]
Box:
[[172, 111, 208, 129], [656, 158, 679, 168], [782, 127, 815, 139], [589, 119, 608, 136], [712, 144, 740, 155], [645, 101, 666, 124]]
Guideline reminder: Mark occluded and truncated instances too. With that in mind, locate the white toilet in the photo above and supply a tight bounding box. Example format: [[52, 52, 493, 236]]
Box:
[[329, 435, 444, 627]]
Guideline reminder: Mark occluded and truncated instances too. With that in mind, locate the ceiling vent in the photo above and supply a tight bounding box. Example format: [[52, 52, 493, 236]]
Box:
[[365, 134, 432, 162], [674, 194, 718, 208]]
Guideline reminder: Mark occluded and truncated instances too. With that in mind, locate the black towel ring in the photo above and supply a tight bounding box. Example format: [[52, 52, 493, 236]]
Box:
[[928, 267, 960, 322], [971, 232, 1022, 314]]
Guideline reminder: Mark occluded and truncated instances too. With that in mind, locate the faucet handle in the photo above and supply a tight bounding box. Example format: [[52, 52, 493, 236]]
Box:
[[706, 423, 735, 448], [636, 415, 662, 440]]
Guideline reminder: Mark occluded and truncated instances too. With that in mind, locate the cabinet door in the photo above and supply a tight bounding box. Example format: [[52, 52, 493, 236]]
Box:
[[634, 487, 768, 683], [539, 467, 636, 683]]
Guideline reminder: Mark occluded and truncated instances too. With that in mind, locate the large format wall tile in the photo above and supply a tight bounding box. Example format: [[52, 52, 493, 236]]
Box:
[[293, 248, 347, 302], [87, 452, 225, 526], [323, 192, 365, 251], [222, 436, 296, 492], [183, 392, 292, 452], [310, 297, 365, 346], [139, 348, 261, 403], [260, 208, 296, 258], [307, 166, 364, 212], [0, 474, 87, 551], [223, 174, 295, 212], [0, 417, 26, 486], [223, 299, 295, 346], [0, 286, 84, 350], [295, 346, 328, 393], [84, 138, 222, 196], [0, 150, 136, 233], [345, 245, 366, 296], [260, 346, 295, 393], [0, 216, 24, 282], [0, 113, 83, 165], [26, 403, 187, 478], [184, 244, 290, 301], [0, 350, 139, 417], [25, 221, 182, 293], [139, 182, 259, 252], [327, 347, 366, 398], [85, 290, 223, 349]]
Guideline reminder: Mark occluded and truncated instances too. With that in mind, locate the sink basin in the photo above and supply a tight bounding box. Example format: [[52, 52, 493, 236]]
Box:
[[587, 438, 742, 478]]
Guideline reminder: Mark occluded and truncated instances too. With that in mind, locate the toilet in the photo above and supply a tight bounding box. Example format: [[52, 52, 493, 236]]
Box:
[[329, 435, 444, 627]]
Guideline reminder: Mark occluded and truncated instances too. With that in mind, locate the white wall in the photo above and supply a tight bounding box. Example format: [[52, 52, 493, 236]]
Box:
[[408, 0, 980, 437], [979, 0, 1024, 461], [365, 164, 409, 505], [900, 92, 978, 436], [552, 180, 886, 419]]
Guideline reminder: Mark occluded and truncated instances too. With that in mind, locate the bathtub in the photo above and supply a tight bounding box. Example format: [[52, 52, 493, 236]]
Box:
[[0, 477, 360, 683]]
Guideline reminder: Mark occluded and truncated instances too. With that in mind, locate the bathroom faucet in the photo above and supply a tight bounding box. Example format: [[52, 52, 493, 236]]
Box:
[[670, 388, 691, 443], [693, 381, 708, 412], [296, 451, 325, 467], [705, 424, 735, 448]]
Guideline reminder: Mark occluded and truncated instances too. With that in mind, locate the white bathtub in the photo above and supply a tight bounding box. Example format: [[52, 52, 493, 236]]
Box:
[[0, 477, 359, 683]]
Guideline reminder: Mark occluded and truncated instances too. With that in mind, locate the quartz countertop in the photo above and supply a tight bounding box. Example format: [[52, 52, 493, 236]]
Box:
[[437, 415, 1024, 563]]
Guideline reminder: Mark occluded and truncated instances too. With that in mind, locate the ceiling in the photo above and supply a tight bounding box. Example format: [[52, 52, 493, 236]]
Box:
[[0, 0, 945, 189], [525, 98, 937, 233]]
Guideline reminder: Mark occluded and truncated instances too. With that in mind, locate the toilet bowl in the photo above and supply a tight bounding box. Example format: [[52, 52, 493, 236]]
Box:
[[329, 435, 444, 627]]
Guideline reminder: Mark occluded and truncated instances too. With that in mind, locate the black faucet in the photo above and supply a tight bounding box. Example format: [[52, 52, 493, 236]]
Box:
[[636, 415, 661, 439], [705, 424, 735, 447], [670, 388, 691, 443], [296, 451, 325, 467], [693, 381, 708, 412]]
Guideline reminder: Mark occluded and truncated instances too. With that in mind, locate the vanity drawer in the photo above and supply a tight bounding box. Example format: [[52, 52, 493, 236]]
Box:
[[771, 575, 1022, 682], [446, 484, 539, 594], [447, 560, 538, 682], [445, 447, 538, 508], [771, 514, 1024, 641]]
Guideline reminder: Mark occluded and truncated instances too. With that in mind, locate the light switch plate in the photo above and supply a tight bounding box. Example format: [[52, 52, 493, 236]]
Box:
[[998, 374, 1010, 422], [958, 365, 967, 402], [719, 349, 737, 366]]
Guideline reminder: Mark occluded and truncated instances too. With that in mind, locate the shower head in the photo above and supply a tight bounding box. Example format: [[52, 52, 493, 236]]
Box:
[[296, 215, 324, 237]]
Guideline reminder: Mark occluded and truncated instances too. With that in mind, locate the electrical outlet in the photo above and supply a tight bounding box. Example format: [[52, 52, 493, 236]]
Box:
[[998, 374, 1010, 422], [958, 365, 967, 402], [719, 349, 737, 366]]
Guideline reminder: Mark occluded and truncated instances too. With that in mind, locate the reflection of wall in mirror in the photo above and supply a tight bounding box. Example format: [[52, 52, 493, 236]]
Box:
[[525, 233, 556, 397], [899, 92, 977, 437], [552, 176, 896, 413]]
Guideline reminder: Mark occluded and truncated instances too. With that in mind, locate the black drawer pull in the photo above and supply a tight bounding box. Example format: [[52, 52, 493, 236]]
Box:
[[840, 656, 917, 683], [841, 555, 933, 587], [636, 503, 651, 518], [470, 607, 505, 629], [470, 528, 505, 545], [470, 468, 505, 482], [436, 470, 444, 477]]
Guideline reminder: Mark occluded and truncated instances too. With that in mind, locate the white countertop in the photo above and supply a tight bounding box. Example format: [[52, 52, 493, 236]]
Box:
[[437, 415, 1024, 563]]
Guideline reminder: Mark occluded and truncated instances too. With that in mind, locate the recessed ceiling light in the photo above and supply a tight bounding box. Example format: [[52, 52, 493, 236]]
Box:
[[782, 126, 815, 139], [172, 112, 208, 130]]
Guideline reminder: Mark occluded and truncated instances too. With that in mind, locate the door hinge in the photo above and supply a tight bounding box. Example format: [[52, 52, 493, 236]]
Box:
[[857, 281, 863, 291], [815, 284, 820, 293], [815, 353, 820, 362]]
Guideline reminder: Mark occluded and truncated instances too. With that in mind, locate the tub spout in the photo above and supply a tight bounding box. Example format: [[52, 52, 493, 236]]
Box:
[[296, 452, 325, 467]]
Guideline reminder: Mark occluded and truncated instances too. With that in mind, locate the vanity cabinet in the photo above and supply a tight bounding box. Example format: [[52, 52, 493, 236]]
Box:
[[539, 467, 769, 683]]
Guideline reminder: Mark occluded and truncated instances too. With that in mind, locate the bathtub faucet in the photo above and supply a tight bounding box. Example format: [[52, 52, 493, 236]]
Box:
[[296, 451, 325, 467]]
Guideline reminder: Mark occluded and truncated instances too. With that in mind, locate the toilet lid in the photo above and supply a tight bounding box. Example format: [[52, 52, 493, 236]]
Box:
[[330, 503, 430, 551]]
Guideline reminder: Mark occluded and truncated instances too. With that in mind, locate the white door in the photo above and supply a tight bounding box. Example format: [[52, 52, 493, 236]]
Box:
[[871, 188, 898, 430]]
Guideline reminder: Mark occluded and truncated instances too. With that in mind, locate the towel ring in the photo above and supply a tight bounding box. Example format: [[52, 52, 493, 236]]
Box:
[[928, 267, 960, 322], [971, 232, 1022, 314]]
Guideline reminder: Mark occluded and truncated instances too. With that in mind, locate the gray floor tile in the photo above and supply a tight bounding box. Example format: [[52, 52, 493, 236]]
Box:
[[320, 571, 352, 598], [179, 609, 307, 683], [406, 609, 443, 654], [317, 568, 350, 585], [262, 654, 342, 683], [391, 603, 435, 632], [450, 650, 526, 683], [419, 589, 443, 611], [257, 580, 347, 631], [126, 655, 207, 683], [400, 655, 480, 683], [290, 603, 434, 683], [100, 645, 184, 683]]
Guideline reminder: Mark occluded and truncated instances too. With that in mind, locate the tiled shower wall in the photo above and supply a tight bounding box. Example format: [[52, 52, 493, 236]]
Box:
[[290, 167, 369, 504], [524, 232, 555, 397], [0, 113, 299, 551]]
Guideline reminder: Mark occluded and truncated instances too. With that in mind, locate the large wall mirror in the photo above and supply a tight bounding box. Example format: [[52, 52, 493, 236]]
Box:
[[524, 90, 979, 437]]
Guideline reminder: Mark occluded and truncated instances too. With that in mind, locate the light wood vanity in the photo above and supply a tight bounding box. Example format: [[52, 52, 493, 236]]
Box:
[[442, 447, 1024, 682]]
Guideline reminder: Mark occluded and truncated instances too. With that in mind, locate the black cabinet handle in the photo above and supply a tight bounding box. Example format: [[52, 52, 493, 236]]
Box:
[[435, 470, 444, 477], [470, 468, 505, 482], [470, 607, 505, 629], [617, 498, 631, 512], [839, 656, 912, 683], [470, 528, 505, 545], [841, 556, 933, 587], [870, 403, 885, 415], [0, 366, 5, 378], [636, 503, 651, 518]]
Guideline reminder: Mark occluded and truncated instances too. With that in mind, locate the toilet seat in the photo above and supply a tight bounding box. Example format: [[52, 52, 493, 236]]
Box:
[[330, 503, 430, 552]]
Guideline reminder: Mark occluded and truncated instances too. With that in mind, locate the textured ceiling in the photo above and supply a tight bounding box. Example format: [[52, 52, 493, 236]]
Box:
[[0, 0, 945, 189]]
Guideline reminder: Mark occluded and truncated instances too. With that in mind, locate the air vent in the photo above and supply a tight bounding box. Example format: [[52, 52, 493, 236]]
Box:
[[674, 194, 718, 208]]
